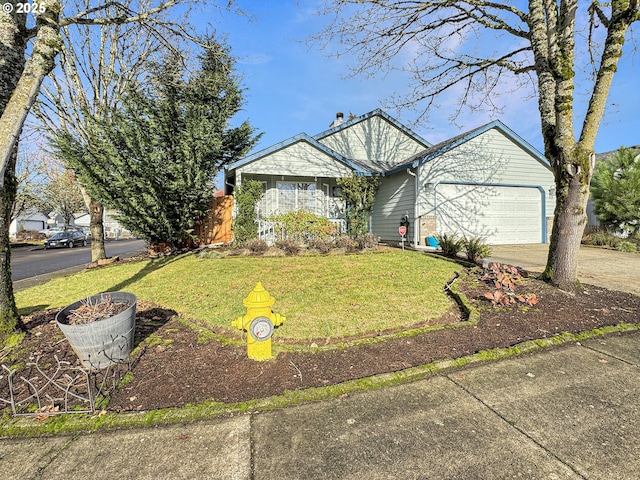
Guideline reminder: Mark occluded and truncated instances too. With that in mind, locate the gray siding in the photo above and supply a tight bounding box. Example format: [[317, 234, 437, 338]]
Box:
[[371, 171, 416, 243], [586, 197, 601, 231]]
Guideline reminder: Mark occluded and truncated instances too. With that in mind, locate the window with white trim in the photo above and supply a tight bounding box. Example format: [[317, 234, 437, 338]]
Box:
[[277, 181, 317, 213]]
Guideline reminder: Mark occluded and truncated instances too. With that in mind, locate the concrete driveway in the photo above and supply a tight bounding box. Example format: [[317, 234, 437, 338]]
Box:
[[487, 244, 640, 296]]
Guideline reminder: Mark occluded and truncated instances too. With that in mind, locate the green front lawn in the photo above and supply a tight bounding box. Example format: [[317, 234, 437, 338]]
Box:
[[16, 250, 461, 341]]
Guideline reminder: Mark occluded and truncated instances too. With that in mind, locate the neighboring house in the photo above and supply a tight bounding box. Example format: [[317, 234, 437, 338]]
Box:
[[224, 109, 556, 246], [47, 213, 76, 230], [10, 211, 81, 238], [74, 210, 131, 238], [10, 210, 49, 238]]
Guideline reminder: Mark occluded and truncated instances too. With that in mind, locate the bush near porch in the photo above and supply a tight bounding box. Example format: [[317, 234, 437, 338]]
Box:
[[15, 250, 460, 341]]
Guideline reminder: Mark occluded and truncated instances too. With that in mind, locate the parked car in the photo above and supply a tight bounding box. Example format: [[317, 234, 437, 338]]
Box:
[[78, 226, 92, 239], [39, 227, 64, 237], [43, 231, 87, 249]]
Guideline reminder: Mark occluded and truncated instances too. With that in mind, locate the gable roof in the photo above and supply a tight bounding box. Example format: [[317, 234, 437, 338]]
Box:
[[385, 120, 549, 176], [225, 112, 547, 179], [225, 132, 374, 175], [313, 108, 432, 150]]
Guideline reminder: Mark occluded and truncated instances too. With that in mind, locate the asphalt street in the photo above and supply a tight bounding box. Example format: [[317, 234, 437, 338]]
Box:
[[10, 238, 147, 281]]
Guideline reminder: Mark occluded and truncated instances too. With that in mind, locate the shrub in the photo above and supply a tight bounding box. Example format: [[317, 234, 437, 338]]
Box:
[[463, 236, 491, 263], [582, 230, 620, 248], [275, 238, 300, 255], [263, 246, 286, 257], [436, 233, 463, 257], [333, 235, 357, 251], [233, 180, 264, 245], [355, 233, 378, 250], [336, 174, 381, 237], [15, 230, 46, 241], [268, 210, 338, 242], [244, 238, 269, 254], [308, 237, 333, 254], [616, 241, 638, 253], [591, 146, 640, 236]]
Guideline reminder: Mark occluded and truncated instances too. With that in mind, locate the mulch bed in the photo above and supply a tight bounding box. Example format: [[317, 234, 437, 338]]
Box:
[[3, 268, 640, 413]]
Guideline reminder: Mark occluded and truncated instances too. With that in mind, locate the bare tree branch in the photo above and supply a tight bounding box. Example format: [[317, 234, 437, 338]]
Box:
[[311, 0, 640, 289]]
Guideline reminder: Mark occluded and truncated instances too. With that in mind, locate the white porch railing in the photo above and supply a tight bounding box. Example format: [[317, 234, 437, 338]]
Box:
[[257, 219, 347, 244]]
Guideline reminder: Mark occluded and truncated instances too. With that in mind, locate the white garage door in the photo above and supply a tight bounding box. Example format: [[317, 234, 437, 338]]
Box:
[[436, 184, 542, 244]]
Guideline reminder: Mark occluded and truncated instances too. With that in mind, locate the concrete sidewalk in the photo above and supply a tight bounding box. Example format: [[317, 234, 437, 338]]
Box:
[[3, 332, 640, 479]]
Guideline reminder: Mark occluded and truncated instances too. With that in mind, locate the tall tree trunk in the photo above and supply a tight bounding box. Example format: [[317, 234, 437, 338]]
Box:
[[0, 147, 23, 337], [80, 185, 106, 262], [542, 151, 594, 292], [0, 0, 62, 185], [532, 1, 633, 292], [0, 4, 29, 338]]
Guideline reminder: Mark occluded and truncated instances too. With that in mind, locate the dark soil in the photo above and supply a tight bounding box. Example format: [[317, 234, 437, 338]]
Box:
[[3, 268, 640, 414]]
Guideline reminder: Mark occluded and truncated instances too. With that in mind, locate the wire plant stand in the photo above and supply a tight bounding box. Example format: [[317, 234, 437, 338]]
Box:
[[1, 353, 133, 416]]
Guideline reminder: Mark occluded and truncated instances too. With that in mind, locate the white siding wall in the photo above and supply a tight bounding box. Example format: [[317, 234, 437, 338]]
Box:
[[371, 171, 416, 242], [417, 129, 555, 217], [414, 128, 555, 244], [237, 141, 354, 178], [318, 116, 426, 165]]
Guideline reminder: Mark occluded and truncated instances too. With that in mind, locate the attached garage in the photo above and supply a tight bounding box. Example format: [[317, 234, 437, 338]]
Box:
[[372, 120, 555, 246], [435, 183, 545, 244]]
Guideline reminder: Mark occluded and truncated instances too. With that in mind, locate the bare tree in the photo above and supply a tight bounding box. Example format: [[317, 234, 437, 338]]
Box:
[[313, 0, 640, 291], [40, 158, 86, 230], [0, 0, 235, 339], [13, 152, 45, 224], [34, 4, 175, 262]]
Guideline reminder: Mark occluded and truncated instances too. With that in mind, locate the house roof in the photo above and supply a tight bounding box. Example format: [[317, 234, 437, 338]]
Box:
[[225, 111, 548, 178], [225, 109, 433, 176], [313, 108, 432, 150], [385, 120, 550, 176], [595, 145, 640, 163]]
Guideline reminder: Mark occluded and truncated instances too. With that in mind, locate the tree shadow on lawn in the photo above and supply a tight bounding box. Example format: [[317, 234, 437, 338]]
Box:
[[104, 253, 187, 294]]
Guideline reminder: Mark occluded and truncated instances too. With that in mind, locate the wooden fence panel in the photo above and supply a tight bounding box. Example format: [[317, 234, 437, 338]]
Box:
[[194, 195, 233, 245]]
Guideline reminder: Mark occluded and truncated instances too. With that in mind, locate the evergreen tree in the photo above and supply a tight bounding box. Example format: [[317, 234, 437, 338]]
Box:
[[336, 174, 380, 237], [54, 39, 260, 250], [233, 180, 264, 245], [591, 147, 640, 235]]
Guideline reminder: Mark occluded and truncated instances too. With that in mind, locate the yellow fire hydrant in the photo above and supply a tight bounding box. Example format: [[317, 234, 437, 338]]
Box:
[[232, 283, 285, 361]]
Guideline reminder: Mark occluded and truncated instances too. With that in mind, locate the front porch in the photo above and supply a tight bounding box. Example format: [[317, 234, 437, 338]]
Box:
[[230, 173, 347, 223]]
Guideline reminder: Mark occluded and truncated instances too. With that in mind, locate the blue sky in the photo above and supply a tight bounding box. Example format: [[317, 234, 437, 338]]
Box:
[[209, 1, 638, 157]]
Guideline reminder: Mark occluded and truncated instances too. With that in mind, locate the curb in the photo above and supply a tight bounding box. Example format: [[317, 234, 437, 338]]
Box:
[[2, 322, 639, 438]]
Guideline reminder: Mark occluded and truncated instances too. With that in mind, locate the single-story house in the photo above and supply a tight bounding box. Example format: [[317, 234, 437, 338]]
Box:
[[10, 210, 49, 238], [74, 210, 130, 238], [224, 109, 555, 246]]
